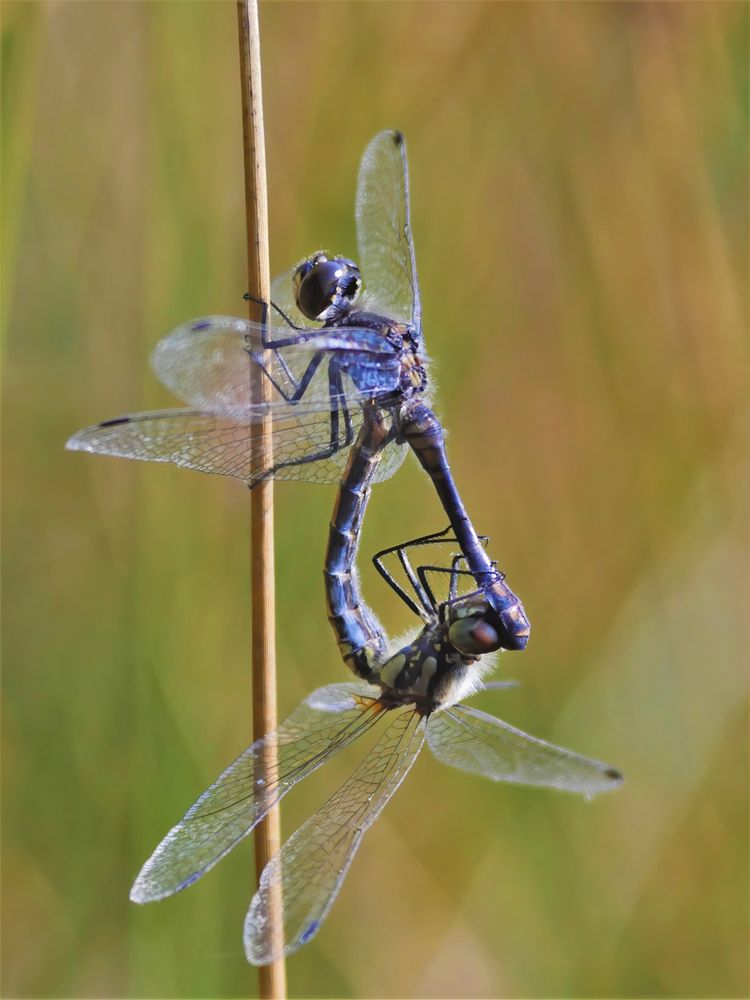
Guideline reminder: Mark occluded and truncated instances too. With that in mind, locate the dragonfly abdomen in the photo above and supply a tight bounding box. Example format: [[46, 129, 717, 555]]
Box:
[[401, 401, 531, 651], [324, 409, 394, 681]]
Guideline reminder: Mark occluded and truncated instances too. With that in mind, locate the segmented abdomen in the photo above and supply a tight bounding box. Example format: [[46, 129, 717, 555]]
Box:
[[323, 407, 393, 680]]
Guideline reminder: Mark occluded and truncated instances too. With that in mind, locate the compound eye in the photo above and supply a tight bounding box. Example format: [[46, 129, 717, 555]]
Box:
[[293, 254, 360, 321], [295, 258, 341, 319], [295, 258, 314, 280], [448, 616, 501, 655], [292, 253, 322, 288]]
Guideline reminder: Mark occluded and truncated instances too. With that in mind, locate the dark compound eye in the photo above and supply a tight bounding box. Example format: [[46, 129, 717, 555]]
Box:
[[296, 260, 339, 319], [293, 255, 360, 321], [295, 258, 315, 281], [448, 616, 501, 655]]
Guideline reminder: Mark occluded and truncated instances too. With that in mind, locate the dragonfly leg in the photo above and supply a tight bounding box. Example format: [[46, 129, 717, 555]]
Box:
[[417, 557, 466, 612], [249, 363, 352, 487], [372, 527, 491, 616], [243, 293, 306, 332], [340, 384, 355, 449], [372, 535, 450, 617], [244, 292, 344, 349], [373, 548, 431, 618], [243, 293, 332, 401], [248, 348, 326, 404], [414, 563, 489, 617], [374, 526, 489, 560]]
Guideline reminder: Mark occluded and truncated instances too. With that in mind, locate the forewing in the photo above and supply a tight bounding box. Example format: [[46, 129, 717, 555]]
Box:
[[151, 315, 318, 415], [130, 683, 381, 903], [150, 315, 401, 416], [244, 707, 425, 964], [426, 705, 623, 797], [356, 130, 422, 330]]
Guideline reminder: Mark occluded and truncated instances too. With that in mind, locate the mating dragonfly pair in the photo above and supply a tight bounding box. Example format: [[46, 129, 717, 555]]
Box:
[[68, 131, 622, 964], [68, 129, 529, 662]]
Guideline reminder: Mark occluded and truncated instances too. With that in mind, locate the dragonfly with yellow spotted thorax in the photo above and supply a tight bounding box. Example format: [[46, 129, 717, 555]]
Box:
[[130, 529, 622, 964]]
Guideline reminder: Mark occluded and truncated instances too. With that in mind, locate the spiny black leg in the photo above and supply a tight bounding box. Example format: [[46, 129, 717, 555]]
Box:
[[326, 364, 344, 454], [242, 292, 336, 349], [420, 562, 502, 590], [241, 294, 313, 398], [248, 361, 349, 487], [248, 295, 298, 389], [419, 563, 439, 613], [247, 348, 325, 403], [248, 426, 344, 487], [390, 526, 489, 555], [372, 527, 455, 570], [372, 530, 493, 615], [417, 556, 470, 610], [341, 382, 354, 449], [244, 293, 305, 332], [243, 293, 269, 326], [398, 548, 434, 616], [373, 528, 457, 612], [372, 529, 456, 616], [268, 347, 297, 395], [371, 553, 429, 619], [415, 563, 486, 616], [262, 329, 333, 350], [373, 528, 468, 617]]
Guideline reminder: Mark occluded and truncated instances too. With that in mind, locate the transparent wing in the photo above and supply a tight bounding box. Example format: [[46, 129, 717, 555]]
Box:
[[150, 315, 401, 417], [356, 130, 422, 331], [67, 408, 348, 485], [244, 707, 425, 965], [130, 682, 382, 903], [66, 404, 407, 486], [426, 705, 623, 797], [370, 433, 408, 483]]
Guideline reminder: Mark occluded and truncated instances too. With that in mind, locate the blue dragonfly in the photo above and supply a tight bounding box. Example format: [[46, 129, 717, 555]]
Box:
[[130, 530, 622, 964], [67, 130, 530, 656]]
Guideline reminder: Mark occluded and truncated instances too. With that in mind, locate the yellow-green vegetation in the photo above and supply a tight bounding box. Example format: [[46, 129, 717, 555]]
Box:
[[2, 3, 747, 997]]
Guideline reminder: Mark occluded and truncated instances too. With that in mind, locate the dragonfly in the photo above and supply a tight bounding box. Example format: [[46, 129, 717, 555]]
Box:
[[66, 130, 531, 656], [130, 530, 623, 965]]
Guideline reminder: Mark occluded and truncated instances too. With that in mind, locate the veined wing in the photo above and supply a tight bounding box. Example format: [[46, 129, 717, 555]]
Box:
[[151, 315, 401, 417], [244, 706, 425, 965], [130, 683, 382, 903], [66, 402, 406, 486], [356, 130, 422, 332], [426, 705, 623, 797]]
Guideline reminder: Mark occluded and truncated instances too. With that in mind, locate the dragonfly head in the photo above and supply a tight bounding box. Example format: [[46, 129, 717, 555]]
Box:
[[294, 253, 361, 322], [444, 598, 503, 656], [447, 575, 531, 653]]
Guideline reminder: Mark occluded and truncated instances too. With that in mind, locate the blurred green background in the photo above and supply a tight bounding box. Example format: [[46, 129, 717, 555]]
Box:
[[3, 2, 747, 998]]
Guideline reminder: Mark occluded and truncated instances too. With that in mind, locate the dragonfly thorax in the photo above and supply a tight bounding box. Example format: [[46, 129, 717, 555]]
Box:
[[377, 612, 498, 712], [294, 252, 361, 322]]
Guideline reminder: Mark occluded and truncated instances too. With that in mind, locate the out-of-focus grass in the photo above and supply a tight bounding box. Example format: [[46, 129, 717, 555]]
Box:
[[2, 3, 747, 998]]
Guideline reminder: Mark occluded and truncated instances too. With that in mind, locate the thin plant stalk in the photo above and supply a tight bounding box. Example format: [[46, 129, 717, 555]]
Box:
[[236, 2, 287, 996]]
